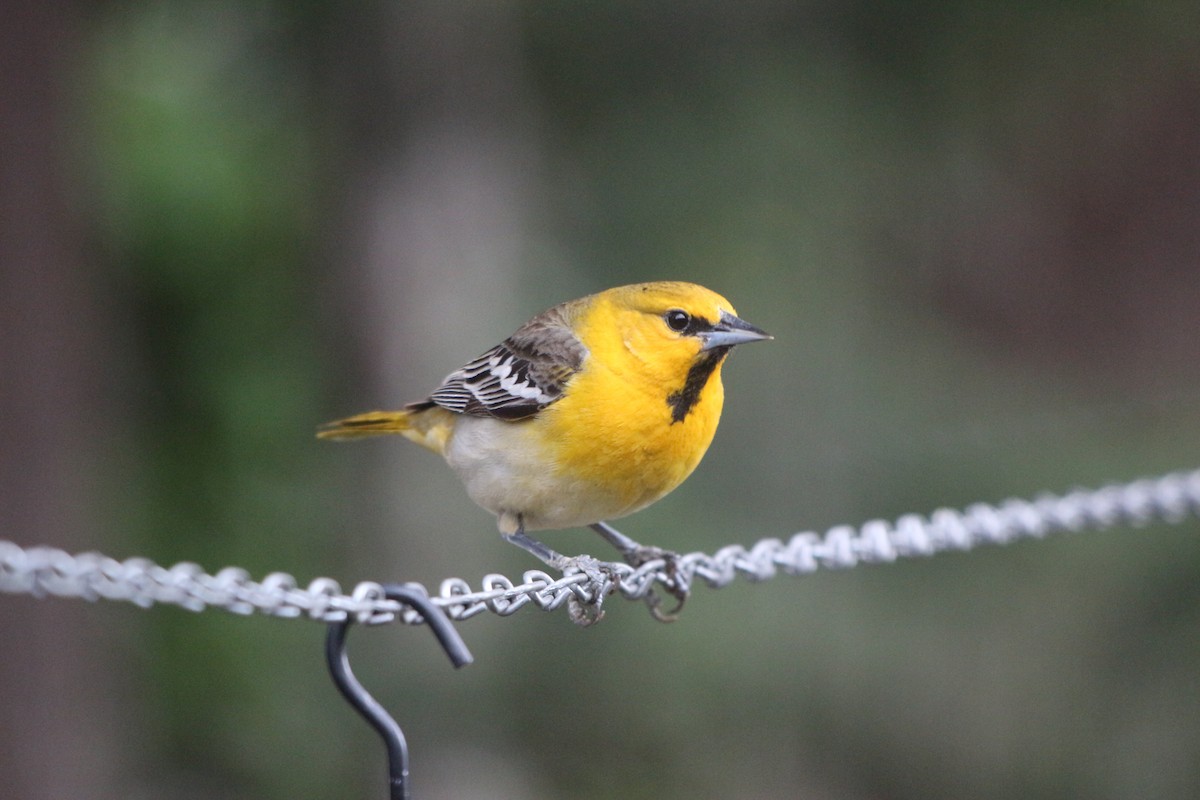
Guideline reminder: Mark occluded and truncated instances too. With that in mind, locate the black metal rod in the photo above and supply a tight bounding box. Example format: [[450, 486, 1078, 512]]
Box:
[[325, 584, 472, 800]]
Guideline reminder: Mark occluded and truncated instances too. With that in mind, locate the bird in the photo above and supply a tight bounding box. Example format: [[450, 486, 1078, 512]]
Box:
[[319, 281, 770, 619]]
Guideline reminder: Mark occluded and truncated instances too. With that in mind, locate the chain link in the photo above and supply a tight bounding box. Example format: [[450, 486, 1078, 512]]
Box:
[[3, 469, 1199, 625]]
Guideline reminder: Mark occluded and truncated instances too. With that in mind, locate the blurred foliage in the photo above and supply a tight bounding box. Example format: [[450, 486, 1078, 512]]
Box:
[[7, 1, 1200, 798]]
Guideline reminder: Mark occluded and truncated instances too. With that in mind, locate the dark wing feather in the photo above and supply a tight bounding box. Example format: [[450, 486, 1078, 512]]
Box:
[[414, 304, 587, 421]]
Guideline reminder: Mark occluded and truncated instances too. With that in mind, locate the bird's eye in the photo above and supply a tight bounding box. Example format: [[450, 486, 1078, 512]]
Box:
[[665, 309, 691, 332]]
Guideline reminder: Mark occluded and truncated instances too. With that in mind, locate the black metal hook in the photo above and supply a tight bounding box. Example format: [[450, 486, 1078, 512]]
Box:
[[325, 583, 473, 800]]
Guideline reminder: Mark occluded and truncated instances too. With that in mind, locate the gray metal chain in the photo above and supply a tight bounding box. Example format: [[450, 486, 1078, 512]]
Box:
[[3, 468, 1199, 625]]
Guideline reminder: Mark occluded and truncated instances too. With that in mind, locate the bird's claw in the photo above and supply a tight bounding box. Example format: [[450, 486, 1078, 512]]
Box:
[[622, 546, 689, 623], [557, 554, 619, 627], [555, 547, 690, 625]]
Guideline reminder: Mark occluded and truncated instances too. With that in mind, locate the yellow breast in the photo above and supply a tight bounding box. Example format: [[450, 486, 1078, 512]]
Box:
[[531, 289, 727, 519], [537, 361, 724, 516]]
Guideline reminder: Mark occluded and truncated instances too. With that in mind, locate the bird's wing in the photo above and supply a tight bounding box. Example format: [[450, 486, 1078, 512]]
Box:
[[416, 305, 587, 421]]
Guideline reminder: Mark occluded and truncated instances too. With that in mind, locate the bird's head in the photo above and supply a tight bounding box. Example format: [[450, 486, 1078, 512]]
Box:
[[582, 281, 771, 391]]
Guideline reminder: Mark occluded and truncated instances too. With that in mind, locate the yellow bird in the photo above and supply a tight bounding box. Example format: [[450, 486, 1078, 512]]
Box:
[[319, 282, 770, 613]]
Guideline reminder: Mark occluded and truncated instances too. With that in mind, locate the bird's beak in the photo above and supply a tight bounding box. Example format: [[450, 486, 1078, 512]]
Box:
[[700, 309, 773, 351]]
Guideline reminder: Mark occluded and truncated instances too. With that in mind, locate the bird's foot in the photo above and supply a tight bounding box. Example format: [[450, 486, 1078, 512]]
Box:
[[587, 522, 689, 622], [621, 545, 689, 623], [555, 554, 620, 627]]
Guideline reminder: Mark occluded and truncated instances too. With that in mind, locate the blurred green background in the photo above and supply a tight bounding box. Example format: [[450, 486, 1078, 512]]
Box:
[[3, 2, 1200, 799]]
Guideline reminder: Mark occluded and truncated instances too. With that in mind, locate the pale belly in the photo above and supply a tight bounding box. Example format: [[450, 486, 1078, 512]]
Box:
[[442, 413, 696, 532]]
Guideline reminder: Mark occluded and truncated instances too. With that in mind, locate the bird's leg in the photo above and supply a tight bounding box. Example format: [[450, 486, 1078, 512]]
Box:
[[502, 527, 570, 569], [502, 515, 615, 626], [589, 521, 688, 622], [587, 520, 645, 555], [589, 521, 679, 569]]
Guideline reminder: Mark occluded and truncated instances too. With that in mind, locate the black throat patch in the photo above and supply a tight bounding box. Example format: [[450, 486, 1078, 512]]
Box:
[[666, 347, 729, 424]]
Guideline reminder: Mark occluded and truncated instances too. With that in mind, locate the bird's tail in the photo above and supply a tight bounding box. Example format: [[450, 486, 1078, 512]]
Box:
[[317, 405, 454, 455], [316, 410, 413, 440]]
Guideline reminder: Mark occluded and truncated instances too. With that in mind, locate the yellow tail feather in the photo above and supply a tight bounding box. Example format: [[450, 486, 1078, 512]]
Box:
[[316, 410, 413, 440], [318, 406, 454, 454]]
